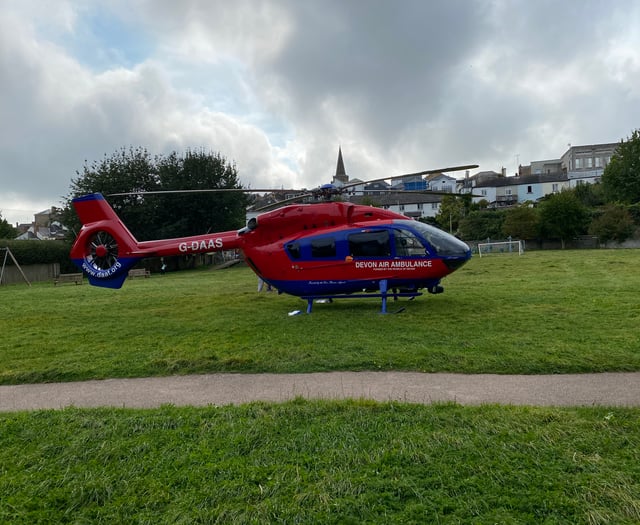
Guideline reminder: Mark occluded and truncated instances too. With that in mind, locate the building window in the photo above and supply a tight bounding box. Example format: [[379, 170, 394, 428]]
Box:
[[575, 158, 583, 169], [586, 158, 593, 168], [431, 203, 439, 210], [595, 157, 603, 168], [417, 203, 423, 210], [552, 183, 559, 192], [527, 185, 533, 193]]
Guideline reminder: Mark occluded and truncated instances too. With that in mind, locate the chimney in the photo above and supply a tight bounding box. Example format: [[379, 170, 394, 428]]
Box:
[[501, 167, 507, 177]]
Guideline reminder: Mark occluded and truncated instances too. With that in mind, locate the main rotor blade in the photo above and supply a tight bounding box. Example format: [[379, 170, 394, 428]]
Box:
[[350, 189, 485, 198], [107, 188, 301, 197], [106, 163, 479, 200], [340, 164, 479, 192], [250, 192, 314, 212]]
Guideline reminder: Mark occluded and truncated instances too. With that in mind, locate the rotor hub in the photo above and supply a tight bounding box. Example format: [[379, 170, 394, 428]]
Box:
[[95, 245, 108, 258]]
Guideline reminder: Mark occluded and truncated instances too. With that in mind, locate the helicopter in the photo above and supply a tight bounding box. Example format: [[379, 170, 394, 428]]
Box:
[[70, 163, 478, 313]]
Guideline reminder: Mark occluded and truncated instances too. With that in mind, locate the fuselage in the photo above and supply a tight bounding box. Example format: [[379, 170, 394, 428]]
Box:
[[238, 202, 471, 297]]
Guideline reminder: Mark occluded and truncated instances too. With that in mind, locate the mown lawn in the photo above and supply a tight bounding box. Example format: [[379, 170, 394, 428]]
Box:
[[1, 249, 639, 384], [2, 250, 639, 523], [1, 400, 639, 524]]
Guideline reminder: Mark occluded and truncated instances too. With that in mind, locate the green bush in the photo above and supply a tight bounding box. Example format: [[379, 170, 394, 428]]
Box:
[[458, 210, 505, 240], [589, 205, 636, 244]]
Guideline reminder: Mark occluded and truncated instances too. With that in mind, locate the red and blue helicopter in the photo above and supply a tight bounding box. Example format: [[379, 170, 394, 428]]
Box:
[[70, 164, 478, 313]]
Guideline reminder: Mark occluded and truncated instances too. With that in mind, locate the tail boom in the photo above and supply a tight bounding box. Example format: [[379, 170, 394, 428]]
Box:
[[70, 193, 241, 288]]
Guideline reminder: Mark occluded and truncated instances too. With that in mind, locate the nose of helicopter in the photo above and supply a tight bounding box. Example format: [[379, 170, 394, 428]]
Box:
[[422, 228, 471, 271], [441, 248, 472, 271], [427, 233, 472, 269]]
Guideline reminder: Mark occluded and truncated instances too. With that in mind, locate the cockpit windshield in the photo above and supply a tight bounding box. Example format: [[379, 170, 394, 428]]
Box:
[[394, 220, 470, 257]]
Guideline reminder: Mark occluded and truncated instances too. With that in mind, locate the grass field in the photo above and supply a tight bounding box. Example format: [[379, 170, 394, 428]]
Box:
[[2, 401, 640, 524], [2, 250, 640, 523], [1, 249, 639, 384]]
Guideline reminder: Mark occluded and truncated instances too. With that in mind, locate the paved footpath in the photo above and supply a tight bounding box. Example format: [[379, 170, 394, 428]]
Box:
[[1, 371, 640, 411]]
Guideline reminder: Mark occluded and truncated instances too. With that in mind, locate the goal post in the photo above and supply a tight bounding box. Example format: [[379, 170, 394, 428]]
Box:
[[477, 240, 524, 257]]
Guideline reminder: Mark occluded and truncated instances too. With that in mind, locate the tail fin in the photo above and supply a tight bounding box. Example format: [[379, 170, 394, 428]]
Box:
[[70, 193, 142, 289]]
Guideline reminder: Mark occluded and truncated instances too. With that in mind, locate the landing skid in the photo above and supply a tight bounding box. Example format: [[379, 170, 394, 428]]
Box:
[[301, 279, 423, 314]]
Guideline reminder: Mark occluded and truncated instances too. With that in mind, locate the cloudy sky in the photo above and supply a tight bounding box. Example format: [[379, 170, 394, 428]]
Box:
[[1, 0, 639, 225]]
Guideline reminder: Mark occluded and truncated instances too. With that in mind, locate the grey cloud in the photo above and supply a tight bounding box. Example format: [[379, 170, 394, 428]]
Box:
[[2, 0, 640, 224], [264, 2, 485, 144]]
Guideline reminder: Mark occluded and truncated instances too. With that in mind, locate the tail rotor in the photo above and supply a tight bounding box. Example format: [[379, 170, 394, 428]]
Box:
[[86, 231, 119, 271], [70, 193, 142, 288]]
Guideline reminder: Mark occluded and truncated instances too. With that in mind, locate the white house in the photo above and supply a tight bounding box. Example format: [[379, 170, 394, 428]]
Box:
[[466, 170, 571, 207], [426, 173, 457, 193], [350, 193, 442, 220]]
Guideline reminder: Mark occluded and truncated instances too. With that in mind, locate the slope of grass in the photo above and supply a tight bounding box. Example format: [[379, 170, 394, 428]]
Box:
[[1, 250, 639, 383], [1, 400, 639, 524]]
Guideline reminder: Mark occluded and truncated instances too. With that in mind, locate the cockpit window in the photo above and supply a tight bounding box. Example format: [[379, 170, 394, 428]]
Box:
[[394, 220, 470, 257], [348, 230, 390, 257], [286, 242, 301, 259], [394, 229, 426, 256]]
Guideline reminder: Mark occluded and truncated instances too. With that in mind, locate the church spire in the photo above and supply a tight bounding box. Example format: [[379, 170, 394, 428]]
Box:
[[334, 146, 348, 184]]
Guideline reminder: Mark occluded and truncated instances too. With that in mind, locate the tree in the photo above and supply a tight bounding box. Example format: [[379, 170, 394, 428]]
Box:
[[62, 147, 158, 240], [63, 148, 246, 241], [458, 210, 505, 240], [0, 212, 17, 239], [538, 191, 590, 248], [601, 129, 640, 203], [154, 149, 246, 238], [435, 195, 470, 233], [502, 205, 540, 240], [573, 181, 605, 207], [359, 195, 381, 207], [588, 204, 636, 246]]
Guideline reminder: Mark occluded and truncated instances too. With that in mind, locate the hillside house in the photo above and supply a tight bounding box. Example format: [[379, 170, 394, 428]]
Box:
[[465, 141, 618, 207], [246, 141, 621, 224], [561, 143, 618, 188], [15, 207, 67, 240], [469, 171, 570, 207]]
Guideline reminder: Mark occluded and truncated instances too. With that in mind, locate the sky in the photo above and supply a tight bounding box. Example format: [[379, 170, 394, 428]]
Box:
[[1, 0, 639, 226]]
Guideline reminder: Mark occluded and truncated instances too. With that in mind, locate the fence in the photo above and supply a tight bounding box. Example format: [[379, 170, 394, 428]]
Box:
[[0, 263, 60, 285]]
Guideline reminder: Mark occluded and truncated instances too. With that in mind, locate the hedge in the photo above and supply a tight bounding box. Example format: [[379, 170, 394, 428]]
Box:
[[0, 240, 76, 273]]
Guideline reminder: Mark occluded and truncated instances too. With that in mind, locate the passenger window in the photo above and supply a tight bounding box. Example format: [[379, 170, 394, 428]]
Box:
[[394, 229, 426, 256], [286, 242, 301, 259], [311, 237, 336, 258], [348, 231, 390, 257]]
